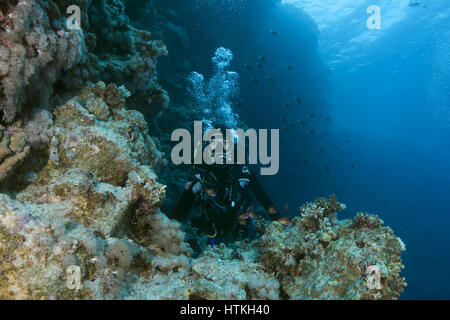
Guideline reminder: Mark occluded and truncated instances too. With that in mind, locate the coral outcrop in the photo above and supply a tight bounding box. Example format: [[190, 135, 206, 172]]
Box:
[[0, 82, 177, 299], [261, 196, 407, 300], [0, 0, 86, 122], [0, 0, 168, 123]]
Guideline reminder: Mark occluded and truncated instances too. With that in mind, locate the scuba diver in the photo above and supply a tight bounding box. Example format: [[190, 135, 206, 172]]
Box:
[[172, 126, 284, 246]]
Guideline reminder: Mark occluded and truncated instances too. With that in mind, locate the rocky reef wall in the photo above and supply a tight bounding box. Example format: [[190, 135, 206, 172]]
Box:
[[0, 0, 406, 300]]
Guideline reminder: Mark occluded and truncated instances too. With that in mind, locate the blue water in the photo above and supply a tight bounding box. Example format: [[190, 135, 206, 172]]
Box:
[[156, 0, 450, 299], [271, 1, 450, 300]]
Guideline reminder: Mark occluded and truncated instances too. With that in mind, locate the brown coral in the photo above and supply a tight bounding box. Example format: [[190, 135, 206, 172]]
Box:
[[0, 127, 30, 183]]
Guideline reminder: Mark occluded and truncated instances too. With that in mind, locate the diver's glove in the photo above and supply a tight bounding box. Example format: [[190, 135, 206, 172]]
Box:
[[239, 178, 250, 188], [185, 173, 202, 194]]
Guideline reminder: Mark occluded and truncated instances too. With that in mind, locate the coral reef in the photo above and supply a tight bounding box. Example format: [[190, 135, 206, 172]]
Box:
[[1, 153, 407, 302], [0, 82, 175, 299], [261, 197, 407, 300], [0, 0, 406, 301], [0, 0, 86, 122], [0, 0, 168, 123], [0, 123, 30, 183]]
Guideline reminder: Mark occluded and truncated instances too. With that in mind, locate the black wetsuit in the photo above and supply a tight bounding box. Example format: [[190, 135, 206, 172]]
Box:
[[172, 163, 281, 244]]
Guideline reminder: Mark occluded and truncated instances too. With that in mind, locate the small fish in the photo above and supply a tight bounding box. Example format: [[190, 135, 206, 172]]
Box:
[[238, 219, 248, 226], [303, 158, 309, 164], [350, 164, 355, 169], [295, 97, 302, 104], [251, 78, 259, 84], [127, 126, 138, 142], [268, 206, 278, 215], [256, 62, 263, 69], [286, 65, 294, 71], [325, 166, 330, 172], [239, 212, 249, 220], [283, 203, 289, 212], [284, 103, 290, 108], [309, 130, 315, 135], [277, 217, 293, 227], [267, 76, 274, 82], [310, 113, 315, 118], [258, 56, 266, 63], [326, 117, 331, 121], [280, 117, 287, 122], [244, 64, 252, 70], [290, 123, 295, 128], [319, 147, 325, 152], [249, 212, 258, 219], [271, 30, 278, 36], [298, 120, 306, 126]]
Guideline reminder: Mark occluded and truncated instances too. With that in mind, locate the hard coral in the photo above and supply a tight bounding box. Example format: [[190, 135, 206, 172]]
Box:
[[0, 125, 30, 183], [0, 0, 86, 122]]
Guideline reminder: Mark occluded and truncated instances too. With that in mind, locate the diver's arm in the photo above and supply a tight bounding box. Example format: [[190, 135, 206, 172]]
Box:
[[247, 167, 281, 221]]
